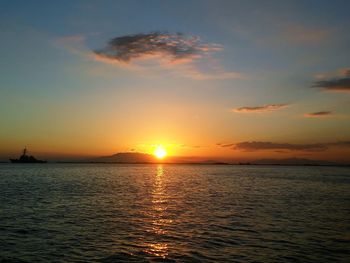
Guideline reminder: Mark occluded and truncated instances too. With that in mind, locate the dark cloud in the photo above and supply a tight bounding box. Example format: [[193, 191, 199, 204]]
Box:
[[94, 32, 221, 63], [220, 140, 350, 152], [344, 69, 350, 76], [331, 141, 350, 147], [234, 141, 328, 151], [233, 104, 288, 113], [221, 143, 235, 147], [180, 144, 202, 148], [313, 76, 350, 92], [304, 111, 332, 117]]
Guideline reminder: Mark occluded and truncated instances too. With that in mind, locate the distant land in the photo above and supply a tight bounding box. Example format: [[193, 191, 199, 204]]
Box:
[[1, 152, 349, 166], [73, 153, 349, 166], [86, 152, 228, 164], [92, 152, 156, 163]]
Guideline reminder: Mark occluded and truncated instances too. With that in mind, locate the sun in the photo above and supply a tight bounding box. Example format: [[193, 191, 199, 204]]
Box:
[[154, 145, 167, 159]]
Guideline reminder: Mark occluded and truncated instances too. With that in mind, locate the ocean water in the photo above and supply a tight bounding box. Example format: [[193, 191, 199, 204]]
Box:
[[0, 164, 349, 262]]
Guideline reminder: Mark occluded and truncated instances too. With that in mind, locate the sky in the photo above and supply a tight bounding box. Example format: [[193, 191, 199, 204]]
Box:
[[1, 0, 350, 162]]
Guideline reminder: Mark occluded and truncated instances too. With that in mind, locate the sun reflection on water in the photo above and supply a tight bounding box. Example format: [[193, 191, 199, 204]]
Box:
[[143, 165, 171, 258]]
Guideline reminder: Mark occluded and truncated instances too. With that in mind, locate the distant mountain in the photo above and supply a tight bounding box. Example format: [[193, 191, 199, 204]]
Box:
[[88, 153, 229, 164], [91, 152, 157, 163], [252, 158, 337, 166], [81, 154, 343, 166]]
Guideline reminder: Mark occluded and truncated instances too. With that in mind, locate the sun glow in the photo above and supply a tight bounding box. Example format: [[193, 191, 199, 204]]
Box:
[[154, 145, 167, 159]]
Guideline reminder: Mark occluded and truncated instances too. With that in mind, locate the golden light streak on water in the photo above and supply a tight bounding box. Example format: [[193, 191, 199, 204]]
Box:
[[143, 165, 170, 258]]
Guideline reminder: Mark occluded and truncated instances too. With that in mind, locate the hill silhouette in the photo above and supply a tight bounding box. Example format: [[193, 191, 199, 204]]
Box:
[[92, 152, 157, 163]]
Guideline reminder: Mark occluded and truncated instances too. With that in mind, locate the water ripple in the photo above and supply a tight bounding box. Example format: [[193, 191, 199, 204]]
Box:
[[0, 164, 349, 262]]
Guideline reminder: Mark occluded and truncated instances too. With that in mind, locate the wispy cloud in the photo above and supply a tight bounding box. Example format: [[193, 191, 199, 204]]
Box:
[[220, 141, 350, 152], [233, 104, 288, 113], [237, 22, 333, 47], [304, 111, 333, 118], [179, 144, 203, 149], [180, 65, 244, 80], [54, 35, 87, 56], [94, 32, 221, 64], [312, 68, 350, 93], [282, 24, 331, 45], [220, 143, 235, 148]]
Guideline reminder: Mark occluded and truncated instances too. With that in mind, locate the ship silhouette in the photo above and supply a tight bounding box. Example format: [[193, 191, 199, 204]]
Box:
[[10, 147, 46, 163]]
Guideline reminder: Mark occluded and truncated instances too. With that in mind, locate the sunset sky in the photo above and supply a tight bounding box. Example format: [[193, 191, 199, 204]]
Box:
[[1, 0, 350, 162]]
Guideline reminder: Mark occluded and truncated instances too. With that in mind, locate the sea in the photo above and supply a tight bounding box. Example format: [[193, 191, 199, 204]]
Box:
[[0, 163, 349, 262]]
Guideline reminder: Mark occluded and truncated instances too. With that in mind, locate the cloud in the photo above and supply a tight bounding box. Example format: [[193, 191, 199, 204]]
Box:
[[312, 68, 350, 92], [341, 68, 350, 77], [221, 141, 350, 152], [313, 78, 350, 92], [221, 143, 235, 147], [55, 35, 85, 45], [55, 32, 243, 80], [332, 141, 350, 148], [233, 104, 288, 113], [54, 35, 87, 55], [179, 144, 203, 149], [181, 65, 244, 80], [282, 24, 331, 45], [91, 32, 243, 80], [94, 32, 222, 64], [304, 111, 333, 118], [234, 141, 328, 152], [238, 23, 333, 48]]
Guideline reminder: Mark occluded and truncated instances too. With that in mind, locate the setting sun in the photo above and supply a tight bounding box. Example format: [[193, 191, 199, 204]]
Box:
[[154, 146, 167, 159]]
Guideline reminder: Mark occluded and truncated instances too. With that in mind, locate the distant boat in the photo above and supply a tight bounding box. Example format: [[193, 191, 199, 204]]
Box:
[[10, 147, 46, 163]]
